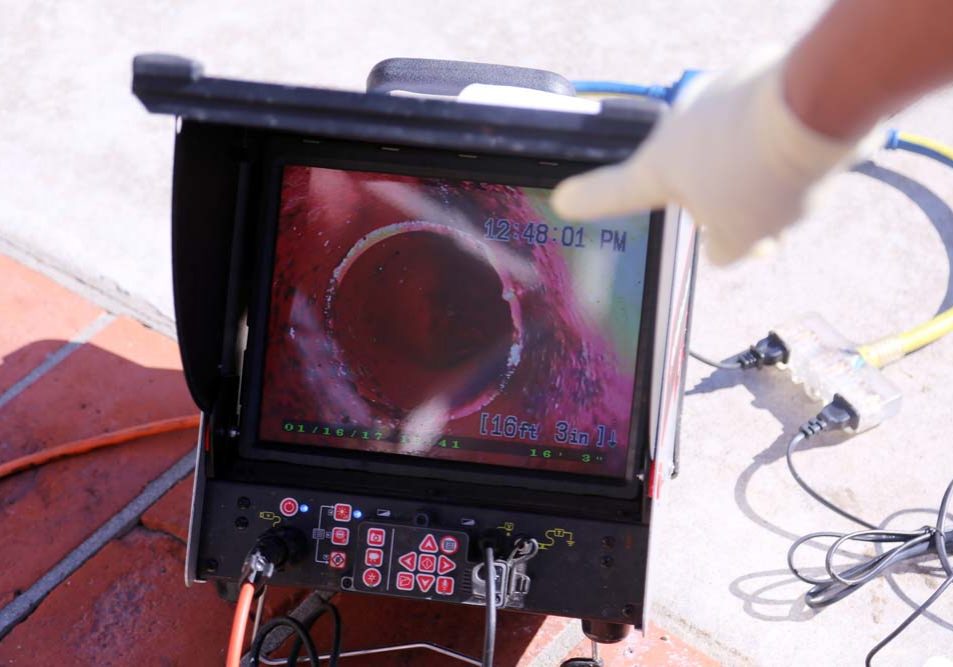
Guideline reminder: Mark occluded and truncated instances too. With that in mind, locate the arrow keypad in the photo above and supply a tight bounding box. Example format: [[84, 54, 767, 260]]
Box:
[[353, 523, 469, 601]]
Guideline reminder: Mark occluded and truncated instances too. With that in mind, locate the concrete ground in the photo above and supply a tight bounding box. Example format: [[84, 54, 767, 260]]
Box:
[[2, 1, 953, 664]]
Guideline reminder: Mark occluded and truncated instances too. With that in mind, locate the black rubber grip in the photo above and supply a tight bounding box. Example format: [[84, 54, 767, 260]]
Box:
[[366, 58, 575, 96]]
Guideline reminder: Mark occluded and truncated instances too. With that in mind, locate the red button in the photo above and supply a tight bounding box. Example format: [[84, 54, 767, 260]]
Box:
[[279, 497, 299, 517], [328, 551, 347, 570], [418, 554, 436, 573], [330, 527, 350, 545], [419, 534, 438, 553], [439, 536, 459, 555], [437, 555, 456, 575], [416, 574, 435, 593], [436, 576, 454, 596], [396, 572, 414, 591], [362, 568, 382, 588], [398, 552, 417, 571], [367, 528, 386, 547], [334, 503, 352, 522], [365, 548, 383, 567]]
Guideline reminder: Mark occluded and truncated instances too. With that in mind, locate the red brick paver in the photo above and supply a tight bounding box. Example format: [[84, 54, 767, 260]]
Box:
[[141, 476, 193, 543], [0, 528, 233, 666], [0, 315, 196, 605]]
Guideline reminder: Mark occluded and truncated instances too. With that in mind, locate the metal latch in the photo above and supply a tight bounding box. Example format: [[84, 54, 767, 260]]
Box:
[[471, 537, 539, 609]]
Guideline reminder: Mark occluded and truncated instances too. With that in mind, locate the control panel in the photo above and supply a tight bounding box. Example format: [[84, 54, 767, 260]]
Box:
[[193, 479, 649, 626]]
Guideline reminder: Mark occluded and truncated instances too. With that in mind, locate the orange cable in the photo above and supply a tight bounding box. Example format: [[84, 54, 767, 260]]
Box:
[[226, 581, 256, 667], [0, 414, 200, 480]]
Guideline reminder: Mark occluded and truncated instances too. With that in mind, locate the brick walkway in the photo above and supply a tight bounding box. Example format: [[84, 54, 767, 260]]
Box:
[[0, 253, 718, 666]]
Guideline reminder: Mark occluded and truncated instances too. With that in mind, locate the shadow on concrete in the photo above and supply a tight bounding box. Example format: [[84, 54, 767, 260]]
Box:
[[688, 347, 951, 623], [686, 362, 852, 542], [686, 161, 953, 626], [727, 568, 818, 623], [688, 361, 953, 627], [854, 160, 953, 313], [878, 507, 953, 633]]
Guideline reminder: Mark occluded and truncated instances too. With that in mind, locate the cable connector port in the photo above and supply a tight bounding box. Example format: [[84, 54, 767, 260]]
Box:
[[241, 526, 307, 585]]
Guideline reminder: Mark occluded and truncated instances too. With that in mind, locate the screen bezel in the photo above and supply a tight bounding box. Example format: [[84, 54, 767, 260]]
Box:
[[236, 135, 664, 500]]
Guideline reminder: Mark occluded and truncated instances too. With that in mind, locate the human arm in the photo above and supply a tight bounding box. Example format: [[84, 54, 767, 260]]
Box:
[[551, 0, 953, 264], [786, 0, 953, 140]]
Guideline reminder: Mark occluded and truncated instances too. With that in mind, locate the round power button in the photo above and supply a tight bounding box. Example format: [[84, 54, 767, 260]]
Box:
[[279, 497, 299, 517]]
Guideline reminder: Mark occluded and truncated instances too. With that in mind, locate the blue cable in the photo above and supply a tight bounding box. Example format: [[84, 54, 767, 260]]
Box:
[[572, 70, 704, 104], [571, 80, 670, 99], [884, 128, 953, 169]]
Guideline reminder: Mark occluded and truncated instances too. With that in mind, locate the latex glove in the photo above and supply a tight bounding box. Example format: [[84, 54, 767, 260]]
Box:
[[552, 52, 882, 264]]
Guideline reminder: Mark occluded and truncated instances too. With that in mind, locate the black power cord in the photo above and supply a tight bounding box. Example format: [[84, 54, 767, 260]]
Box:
[[785, 397, 953, 665], [785, 396, 869, 528], [690, 332, 788, 371], [249, 599, 342, 667], [688, 350, 743, 370], [286, 601, 342, 667], [250, 617, 319, 667]]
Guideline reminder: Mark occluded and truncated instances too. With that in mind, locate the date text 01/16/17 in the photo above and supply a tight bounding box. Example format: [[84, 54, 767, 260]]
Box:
[[483, 218, 627, 252]]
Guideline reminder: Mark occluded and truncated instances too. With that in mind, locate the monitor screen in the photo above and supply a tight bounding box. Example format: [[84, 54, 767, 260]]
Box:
[[257, 164, 651, 479]]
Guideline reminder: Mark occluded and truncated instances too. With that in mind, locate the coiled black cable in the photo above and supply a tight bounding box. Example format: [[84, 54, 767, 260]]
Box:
[[285, 601, 342, 667], [248, 599, 341, 667], [787, 415, 953, 665], [250, 617, 318, 667]]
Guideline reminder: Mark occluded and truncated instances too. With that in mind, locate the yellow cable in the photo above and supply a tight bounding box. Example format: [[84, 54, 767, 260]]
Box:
[[896, 132, 953, 163], [856, 133, 953, 368], [859, 307, 953, 368]]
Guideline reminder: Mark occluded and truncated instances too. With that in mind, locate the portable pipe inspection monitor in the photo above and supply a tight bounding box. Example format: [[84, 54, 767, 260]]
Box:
[[132, 53, 697, 647]]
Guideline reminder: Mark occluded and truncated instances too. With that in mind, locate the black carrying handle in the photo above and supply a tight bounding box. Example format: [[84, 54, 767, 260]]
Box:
[[366, 57, 576, 97]]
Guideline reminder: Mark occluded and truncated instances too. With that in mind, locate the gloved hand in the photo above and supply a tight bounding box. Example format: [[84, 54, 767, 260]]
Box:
[[551, 52, 883, 264]]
